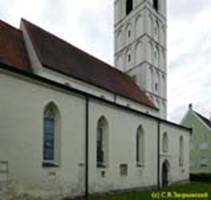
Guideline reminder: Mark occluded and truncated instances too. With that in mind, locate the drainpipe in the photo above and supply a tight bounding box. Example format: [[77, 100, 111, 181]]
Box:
[[157, 120, 161, 189], [85, 96, 89, 200]]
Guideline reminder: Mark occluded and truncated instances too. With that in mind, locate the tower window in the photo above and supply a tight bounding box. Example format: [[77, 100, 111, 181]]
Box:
[[153, 0, 159, 12], [155, 83, 157, 91], [128, 30, 131, 38], [126, 0, 133, 15], [128, 54, 131, 62]]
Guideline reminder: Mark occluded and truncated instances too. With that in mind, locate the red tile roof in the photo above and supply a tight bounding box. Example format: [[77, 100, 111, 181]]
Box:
[[21, 19, 155, 108], [0, 20, 30, 71], [0, 18, 155, 109]]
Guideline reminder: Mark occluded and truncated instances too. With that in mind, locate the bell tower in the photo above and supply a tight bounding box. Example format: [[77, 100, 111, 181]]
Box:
[[114, 0, 167, 119]]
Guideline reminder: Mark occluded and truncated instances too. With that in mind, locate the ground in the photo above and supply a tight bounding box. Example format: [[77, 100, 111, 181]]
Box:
[[91, 182, 211, 200], [2, 182, 211, 200]]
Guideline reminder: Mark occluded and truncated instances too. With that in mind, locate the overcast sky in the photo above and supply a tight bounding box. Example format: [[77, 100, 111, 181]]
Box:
[[0, 0, 211, 122]]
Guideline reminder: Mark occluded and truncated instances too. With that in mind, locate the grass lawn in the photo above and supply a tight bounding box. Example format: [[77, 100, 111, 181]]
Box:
[[92, 182, 211, 200]]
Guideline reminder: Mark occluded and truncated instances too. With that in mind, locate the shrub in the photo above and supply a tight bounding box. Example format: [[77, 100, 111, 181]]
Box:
[[190, 173, 211, 183]]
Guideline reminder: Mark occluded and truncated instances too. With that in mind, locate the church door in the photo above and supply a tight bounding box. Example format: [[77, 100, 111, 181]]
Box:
[[162, 161, 168, 187]]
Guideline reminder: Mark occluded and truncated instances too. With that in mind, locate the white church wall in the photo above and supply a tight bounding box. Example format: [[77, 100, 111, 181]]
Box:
[[116, 53, 125, 71], [135, 0, 144, 7], [115, 95, 158, 117], [135, 40, 144, 65], [158, 0, 167, 17], [125, 48, 134, 71], [0, 71, 86, 197], [0, 69, 190, 198], [0, 70, 158, 197], [115, 29, 124, 52], [135, 14, 144, 38], [125, 23, 133, 46], [160, 123, 190, 184], [88, 100, 158, 193]]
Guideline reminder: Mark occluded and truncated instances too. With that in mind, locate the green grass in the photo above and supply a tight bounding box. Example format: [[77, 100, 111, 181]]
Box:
[[92, 182, 211, 200]]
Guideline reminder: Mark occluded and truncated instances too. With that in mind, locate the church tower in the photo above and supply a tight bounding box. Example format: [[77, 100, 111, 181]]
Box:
[[114, 0, 167, 119]]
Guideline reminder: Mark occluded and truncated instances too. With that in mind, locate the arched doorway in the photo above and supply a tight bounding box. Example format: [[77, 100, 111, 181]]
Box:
[[162, 160, 169, 187]]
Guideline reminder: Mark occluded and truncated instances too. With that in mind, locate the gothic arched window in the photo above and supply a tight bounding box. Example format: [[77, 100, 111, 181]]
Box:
[[162, 132, 168, 153], [43, 102, 60, 165], [126, 0, 133, 15], [97, 116, 109, 167], [136, 125, 144, 166], [179, 136, 184, 166]]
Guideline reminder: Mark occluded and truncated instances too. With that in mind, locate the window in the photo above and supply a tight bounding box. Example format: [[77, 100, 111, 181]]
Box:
[[126, 24, 132, 43], [154, 49, 158, 61], [155, 83, 158, 91], [43, 102, 60, 166], [200, 157, 208, 167], [154, 21, 159, 40], [179, 136, 184, 167], [162, 132, 168, 153], [97, 127, 103, 165], [128, 30, 131, 38], [126, 0, 133, 15], [153, 0, 159, 12], [199, 143, 208, 150], [156, 98, 160, 108], [120, 164, 128, 176], [136, 125, 144, 166], [128, 54, 131, 62], [97, 116, 109, 167]]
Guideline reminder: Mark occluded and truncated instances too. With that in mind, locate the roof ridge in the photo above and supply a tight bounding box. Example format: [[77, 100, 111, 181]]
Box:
[[0, 19, 20, 32], [194, 111, 208, 120], [194, 111, 211, 129]]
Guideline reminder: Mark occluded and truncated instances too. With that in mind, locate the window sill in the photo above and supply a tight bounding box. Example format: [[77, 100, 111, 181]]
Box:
[[97, 163, 106, 169], [137, 163, 144, 168], [42, 162, 59, 168]]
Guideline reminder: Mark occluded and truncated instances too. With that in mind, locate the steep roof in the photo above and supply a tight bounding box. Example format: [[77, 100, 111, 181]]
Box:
[[194, 111, 211, 128], [21, 19, 155, 108], [0, 18, 155, 109], [0, 20, 30, 71]]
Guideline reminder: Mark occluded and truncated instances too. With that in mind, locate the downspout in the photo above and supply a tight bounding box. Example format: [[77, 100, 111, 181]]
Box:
[[85, 96, 89, 200], [157, 120, 161, 189]]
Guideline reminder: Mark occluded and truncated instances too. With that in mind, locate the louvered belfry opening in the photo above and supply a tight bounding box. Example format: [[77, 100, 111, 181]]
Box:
[[153, 0, 159, 12], [126, 0, 133, 15]]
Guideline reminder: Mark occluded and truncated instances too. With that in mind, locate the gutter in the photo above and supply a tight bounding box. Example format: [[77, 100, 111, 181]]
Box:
[[157, 120, 161, 189], [85, 96, 89, 200]]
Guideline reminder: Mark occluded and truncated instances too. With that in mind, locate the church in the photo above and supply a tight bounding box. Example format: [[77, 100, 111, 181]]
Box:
[[0, 0, 191, 199]]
